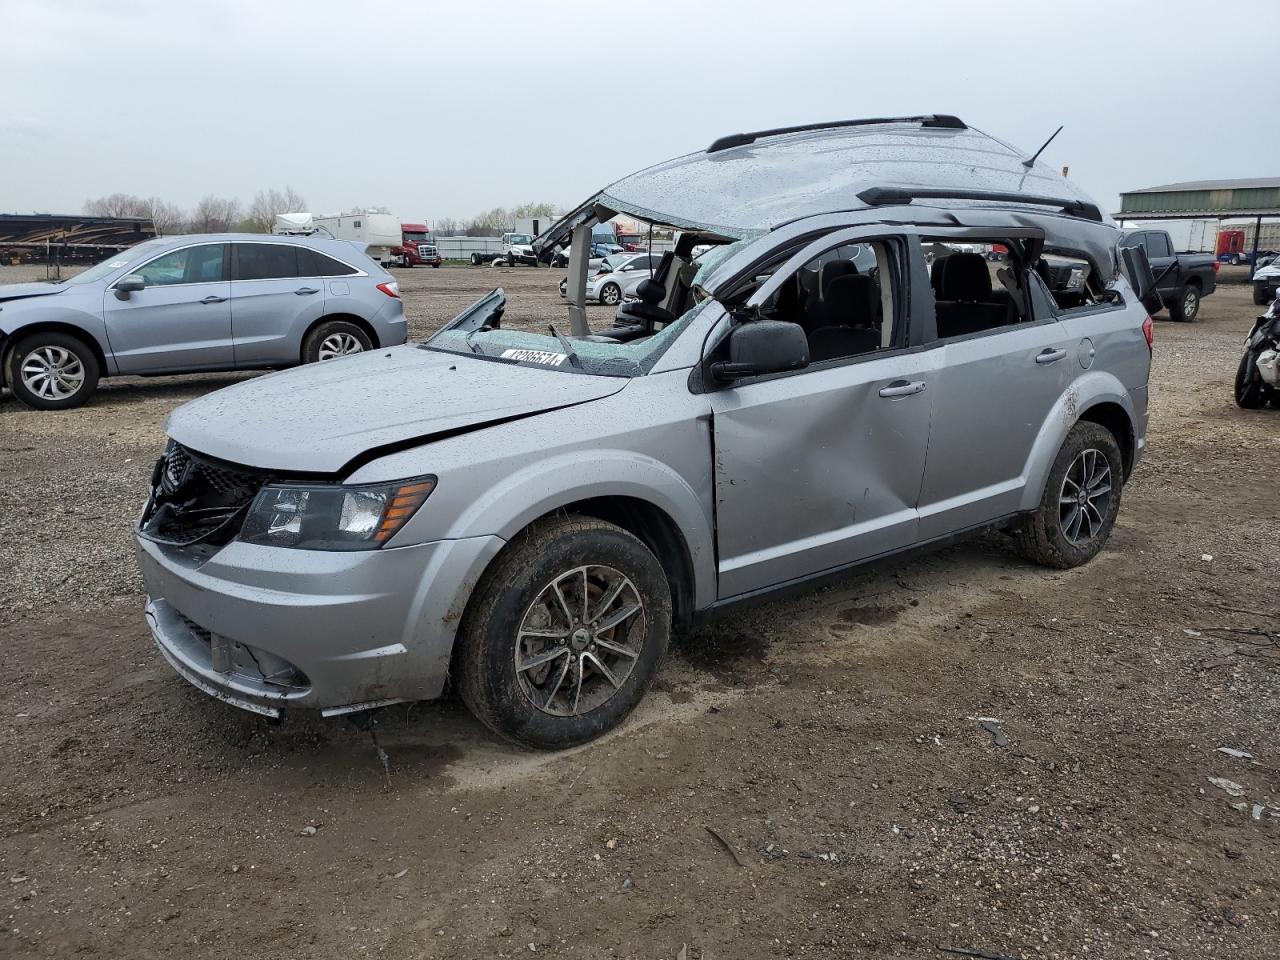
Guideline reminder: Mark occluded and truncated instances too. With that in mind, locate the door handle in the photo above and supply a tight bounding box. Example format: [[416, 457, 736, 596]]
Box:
[[1035, 348, 1067, 364], [294, 287, 320, 295], [199, 295, 227, 304], [878, 380, 927, 399]]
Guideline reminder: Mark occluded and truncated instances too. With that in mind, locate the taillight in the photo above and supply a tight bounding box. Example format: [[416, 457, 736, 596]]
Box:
[[1213, 260, 1221, 274], [1142, 315, 1154, 352], [376, 281, 400, 299]]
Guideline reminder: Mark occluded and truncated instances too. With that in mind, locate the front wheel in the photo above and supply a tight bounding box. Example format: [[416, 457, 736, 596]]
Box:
[[455, 515, 671, 749], [1169, 284, 1200, 322], [1254, 282, 1270, 306], [5, 332, 100, 410], [1235, 350, 1266, 408], [599, 282, 622, 305], [1013, 422, 1124, 569], [302, 320, 372, 363], [1230, 254, 1240, 266]]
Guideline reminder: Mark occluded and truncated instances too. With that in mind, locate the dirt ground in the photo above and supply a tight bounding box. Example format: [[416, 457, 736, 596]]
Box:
[[0, 262, 1277, 960]]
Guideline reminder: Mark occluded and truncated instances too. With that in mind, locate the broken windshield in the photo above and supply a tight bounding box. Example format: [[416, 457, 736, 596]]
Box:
[[423, 298, 711, 378]]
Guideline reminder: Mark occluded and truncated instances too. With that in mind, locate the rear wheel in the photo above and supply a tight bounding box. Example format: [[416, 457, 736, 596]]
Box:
[[5, 331, 100, 410], [456, 515, 671, 749], [1235, 350, 1266, 408], [599, 282, 622, 305], [471, 253, 481, 266], [302, 320, 372, 363], [1013, 422, 1123, 569], [1169, 283, 1200, 322]]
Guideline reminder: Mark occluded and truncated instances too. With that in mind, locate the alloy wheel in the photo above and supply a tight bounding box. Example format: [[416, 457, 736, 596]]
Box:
[[317, 332, 364, 360], [514, 564, 645, 717], [1183, 290, 1198, 319], [1058, 448, 1112, 546], [20, 346, 85, 401]]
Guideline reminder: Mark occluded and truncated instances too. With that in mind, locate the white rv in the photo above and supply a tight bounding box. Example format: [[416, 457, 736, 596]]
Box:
[[272, 211, 401, 265]]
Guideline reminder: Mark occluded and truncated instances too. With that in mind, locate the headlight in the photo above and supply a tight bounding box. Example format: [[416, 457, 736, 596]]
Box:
[[239, 477, 435, 551]]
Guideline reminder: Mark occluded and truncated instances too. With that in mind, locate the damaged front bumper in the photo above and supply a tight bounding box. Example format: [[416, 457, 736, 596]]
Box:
[[136, 532, 504, 718]]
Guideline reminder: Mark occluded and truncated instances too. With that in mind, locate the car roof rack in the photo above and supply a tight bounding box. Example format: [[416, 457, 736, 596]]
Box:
[[706, 115, 967, 153], [857, 186, 1104, 223]]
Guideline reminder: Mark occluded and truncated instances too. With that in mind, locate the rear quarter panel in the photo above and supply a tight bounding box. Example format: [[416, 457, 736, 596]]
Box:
[[1017, 298, 1150, 512]]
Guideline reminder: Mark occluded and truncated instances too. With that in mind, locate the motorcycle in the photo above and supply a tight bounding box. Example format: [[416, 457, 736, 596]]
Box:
[[1236, 290, 1280, 408]]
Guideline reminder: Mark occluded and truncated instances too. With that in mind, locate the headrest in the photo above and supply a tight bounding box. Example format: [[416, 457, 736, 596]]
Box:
[[824, 274, 876, 327], [937, 253, 992, 302], [818, 259, 858, 298]]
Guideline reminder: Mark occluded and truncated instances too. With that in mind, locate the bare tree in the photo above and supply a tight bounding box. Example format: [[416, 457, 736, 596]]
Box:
[[143, 197, 186, 235], [189, 195, 241, 233], [433, 217, 461, 237], [84, 192, 150, 219], [245, 186, 307, 233]]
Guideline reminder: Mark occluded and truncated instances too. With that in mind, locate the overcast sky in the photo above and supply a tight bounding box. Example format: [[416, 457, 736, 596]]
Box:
[[3, 0, 1276, 225]]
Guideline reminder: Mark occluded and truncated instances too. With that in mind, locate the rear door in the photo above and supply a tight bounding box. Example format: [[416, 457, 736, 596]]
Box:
[[229, 242, 326, 367], [101, 242, 232, 373], [914, 232, 1076, 539]]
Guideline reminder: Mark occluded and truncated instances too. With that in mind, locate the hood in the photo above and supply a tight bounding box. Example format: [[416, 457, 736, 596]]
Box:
[[0, 282, 68, 303], [167, 344, 628, 474], [1255, 262, 1280, 280]]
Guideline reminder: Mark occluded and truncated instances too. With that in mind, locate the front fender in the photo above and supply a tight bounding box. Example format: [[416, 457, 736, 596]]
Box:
[[0, 300, 116, 374], [440, 448, 716, 610], [1018, 371, 1136, 513]]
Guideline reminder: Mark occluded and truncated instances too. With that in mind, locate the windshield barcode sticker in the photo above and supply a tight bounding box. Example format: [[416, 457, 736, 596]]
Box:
[[500, 349, 568, 366]]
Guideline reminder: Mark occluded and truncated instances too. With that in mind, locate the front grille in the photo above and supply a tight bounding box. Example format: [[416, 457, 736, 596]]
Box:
[[139, 443, 267, 547]]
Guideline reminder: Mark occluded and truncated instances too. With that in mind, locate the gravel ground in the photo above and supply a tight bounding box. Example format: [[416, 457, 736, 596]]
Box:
[[0, 263, 1277, 959]]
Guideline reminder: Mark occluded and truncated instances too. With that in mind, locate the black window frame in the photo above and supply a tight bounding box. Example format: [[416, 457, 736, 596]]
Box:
[[231, 242, 300, 282]]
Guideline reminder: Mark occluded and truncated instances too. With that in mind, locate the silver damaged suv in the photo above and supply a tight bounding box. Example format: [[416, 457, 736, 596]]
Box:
[[135, 116, 1154, 748]]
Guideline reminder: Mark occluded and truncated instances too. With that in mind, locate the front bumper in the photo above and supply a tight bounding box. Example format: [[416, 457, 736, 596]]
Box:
[[137, 533, 504, 717]]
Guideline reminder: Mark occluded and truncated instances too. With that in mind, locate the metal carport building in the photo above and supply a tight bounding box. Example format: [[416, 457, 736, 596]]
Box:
[[1116, 177, 1280, 276]]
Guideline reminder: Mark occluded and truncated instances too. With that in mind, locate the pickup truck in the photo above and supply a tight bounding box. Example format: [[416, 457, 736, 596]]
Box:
[[1119, 229, 1217, 322]]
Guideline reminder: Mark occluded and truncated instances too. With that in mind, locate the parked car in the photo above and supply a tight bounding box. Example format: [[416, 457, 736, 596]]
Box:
[[0, 234, 405, 409], [558, 253, 660, 304], [135, 114, 1151, 749], [1118, 229, 1217, 321]]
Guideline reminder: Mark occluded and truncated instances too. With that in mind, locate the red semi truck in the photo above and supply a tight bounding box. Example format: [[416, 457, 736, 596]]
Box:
[[392, 223, 442, 268]]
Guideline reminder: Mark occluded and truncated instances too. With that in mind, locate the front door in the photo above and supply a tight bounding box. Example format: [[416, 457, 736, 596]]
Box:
[[707, 231, 936, 599], [102, 242, 232, 373]]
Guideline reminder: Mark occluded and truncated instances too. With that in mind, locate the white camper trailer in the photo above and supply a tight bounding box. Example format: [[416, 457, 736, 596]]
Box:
[[272, 210, 401, 265]]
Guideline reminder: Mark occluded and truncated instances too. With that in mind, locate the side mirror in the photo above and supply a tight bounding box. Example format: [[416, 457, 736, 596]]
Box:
[[114, 274, 146, 300], [711, 319, 809, 384], [1119, 245, 1162, 315]]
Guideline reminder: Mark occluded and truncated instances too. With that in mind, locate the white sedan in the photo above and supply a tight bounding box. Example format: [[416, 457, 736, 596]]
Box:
[[559, 253, 660, 305]]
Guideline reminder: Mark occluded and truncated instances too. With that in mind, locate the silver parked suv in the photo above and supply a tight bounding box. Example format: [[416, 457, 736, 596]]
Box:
[[135, 116, 1154, 748], [0, 234, 405, 409]]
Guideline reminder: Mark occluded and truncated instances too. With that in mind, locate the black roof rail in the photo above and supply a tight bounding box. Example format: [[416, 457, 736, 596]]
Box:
[[857, 186, 1103, 223], [706, 115, 966, 153]]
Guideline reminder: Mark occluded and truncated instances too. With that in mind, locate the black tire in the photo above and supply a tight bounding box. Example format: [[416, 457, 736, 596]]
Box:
[[1235, 350, 1266, 409], [455, 515, 672, 750], [599, 282, 622, 305], [1169, 283, 1200, 322], [301, 319, 372, 364], [1230, 254, 1240, 266], [1254, 282, 1270, 306], [471, 253, 481, 266], [506, 253, 515, 267], [431, 263, 439, 268], [1013, 422, 1124, 569], [5, 331, 100, 410]]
